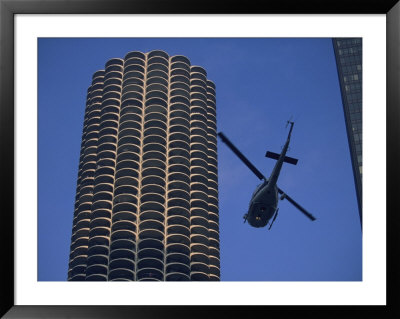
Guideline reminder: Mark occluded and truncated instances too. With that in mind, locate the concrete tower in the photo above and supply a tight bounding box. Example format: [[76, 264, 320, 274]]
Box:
[[68, 50, 219, 281]]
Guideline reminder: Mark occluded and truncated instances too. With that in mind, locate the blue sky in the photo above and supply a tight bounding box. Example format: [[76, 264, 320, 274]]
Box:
[[38, 38, 361, 281]]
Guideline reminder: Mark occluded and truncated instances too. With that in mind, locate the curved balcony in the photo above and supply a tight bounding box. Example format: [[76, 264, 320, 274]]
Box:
[[121, 83, 144, 96], [91, 189, 111, 202], [191, 251, 209, 265], [190, 225, 209, 238], [86, 253, 108, 268], [91, 199, 112, 212], [171, 68, 189, 79], [166, 263, 190, 277], [190, 72, 207, 84], [170, 110, 190, 123], [171, 54, 190, 64], [86, 264, 108, 278], [147, 63, 168, 74], [104, 71, 123, 83], [169, 130, 190, 142], [146, 76, 168, 88], [137, 268, 163, 281], [114, 168, 139, 181], [143, 126, 166, 139], [190, 173, 208, 185], [87, 244, 109, 258], [113, 202, 137, 215], [170, 80, 190, 91], [190, 263, 210, 277], [190, 165, 208, 176], [114, 184, 138, 197], [167, 215, 190, 230], [166, 252, 190, 265], [148, 50, 169, 60], [169, 156, 190, 168], [170, 102, 190, 114], [104, 76, 122, 87], [145, 97, 168, 110], [124, 56, 145, 68], [142, 157, 165, 170], [111, 229, 135, 242], [190, 128, 208, 140], [110, 239, 136, 251], [166, 243, 190, 255], [191, 190, 208, 202], [108, 268, 135, 281], [142, 182, 165, 196], [109, 248, 135, 261], [147, 82, 168, 94], [143, 134, 166, 147], [167, 207, 190, 221], [113, 194, 138, 207], [139, 210, 164, 223], [114, 175, 138, 189], [170, 75, 190, 86], [138, 226, 164, 241], [142, 150, 166, 163], [143, 118, 167, 131], [166, 233, 190, 247], [112, 211, 137, 225], [88, 235, 109, 247], [118, 127, 141, 140], [68, 264, 86, 279], [190, 120, 208, 133], [140, 200, 164, 214], [124, 63, 145, 74], [147, 69, 168, 82], [169, 164, 190, 176], [123, 70, 145, 82], [69, 255, 87, 270], [99, 121, 118, 133], [191, 97, 208, 110], [109, 258, 135, 273], [85, 274, 107, 281], [118, 134, 141, 147], [138, 247, 163, 260], [99, 125, 118, 137], [169, 147, 190, 160], [103, 83, 121, 95], [122, 77, 144, 90], [138, 238, 164, 251], [115, 157, 140, 170], [90, 216, 111, 230], [124, 50, 146, 61], [168, 180, 190, 194], [116, 152, 140, 165]]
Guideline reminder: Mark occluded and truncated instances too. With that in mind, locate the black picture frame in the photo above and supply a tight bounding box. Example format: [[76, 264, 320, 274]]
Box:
[[1, 0, 399, 318]]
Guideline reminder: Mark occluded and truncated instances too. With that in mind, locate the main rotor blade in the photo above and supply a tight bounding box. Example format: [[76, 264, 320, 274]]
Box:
[[278, 188, 316, 221], [218, 132, 266, 180]]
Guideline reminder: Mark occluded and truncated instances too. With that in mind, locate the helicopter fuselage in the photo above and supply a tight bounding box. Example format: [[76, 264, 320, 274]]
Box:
[[218, 121, 315, 229], [244, 122, 294, 228], [247, 181, 278, 227]]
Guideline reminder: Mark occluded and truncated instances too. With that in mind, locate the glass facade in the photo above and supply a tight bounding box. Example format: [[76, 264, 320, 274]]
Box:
[[332, 38, 362, 224], [68, 51, 220, 281]]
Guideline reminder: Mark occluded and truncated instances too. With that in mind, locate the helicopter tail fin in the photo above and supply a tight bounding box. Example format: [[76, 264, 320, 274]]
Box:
[[265, 151, 298, 165]]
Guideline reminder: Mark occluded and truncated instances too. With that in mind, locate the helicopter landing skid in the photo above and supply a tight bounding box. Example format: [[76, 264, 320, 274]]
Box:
[[268, 209, 279, 230], [243, 213, 248, 223]]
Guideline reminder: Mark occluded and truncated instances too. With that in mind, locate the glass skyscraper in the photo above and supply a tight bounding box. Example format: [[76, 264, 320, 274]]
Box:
[[68, 50, 220, 281], [332, 38, 362, 225]]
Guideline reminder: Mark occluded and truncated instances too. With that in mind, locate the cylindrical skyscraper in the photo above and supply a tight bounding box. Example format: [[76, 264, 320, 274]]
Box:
[[68, 50, 219, 281]]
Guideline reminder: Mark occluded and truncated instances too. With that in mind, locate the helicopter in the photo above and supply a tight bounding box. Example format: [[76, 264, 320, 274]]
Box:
[[218, 121, 316, 230]]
